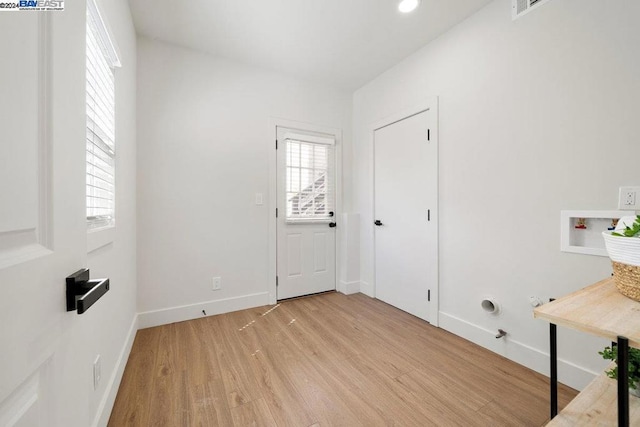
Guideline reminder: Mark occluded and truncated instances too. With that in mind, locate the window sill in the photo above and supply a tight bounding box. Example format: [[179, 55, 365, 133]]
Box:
[[285, 219, 333, 225], [87, 225, 115, 253]]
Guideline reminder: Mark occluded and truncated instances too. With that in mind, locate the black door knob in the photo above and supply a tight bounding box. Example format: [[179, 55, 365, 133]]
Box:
[[329, 222, 337, 228], [374, 220, 383, 226]]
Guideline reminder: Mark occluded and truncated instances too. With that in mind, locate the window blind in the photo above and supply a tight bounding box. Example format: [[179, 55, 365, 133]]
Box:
[[285, 137, 335, 222], [86, 1, 117, 228]]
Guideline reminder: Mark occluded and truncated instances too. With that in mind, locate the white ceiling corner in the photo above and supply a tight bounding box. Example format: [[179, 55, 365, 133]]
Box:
[[129, 0, 494, 90]]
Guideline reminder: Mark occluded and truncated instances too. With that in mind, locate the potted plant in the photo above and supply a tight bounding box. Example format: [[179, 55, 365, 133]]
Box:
[[599, 345, 640, 397], [602, 215, 640, 301]]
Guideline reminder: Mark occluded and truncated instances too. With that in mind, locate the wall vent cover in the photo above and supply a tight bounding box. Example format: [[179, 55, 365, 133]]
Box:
[[513, 0, 550, 20]]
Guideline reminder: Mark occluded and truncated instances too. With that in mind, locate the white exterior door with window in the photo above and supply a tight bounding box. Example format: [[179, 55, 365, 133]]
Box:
[[276, 127, 336, 300]]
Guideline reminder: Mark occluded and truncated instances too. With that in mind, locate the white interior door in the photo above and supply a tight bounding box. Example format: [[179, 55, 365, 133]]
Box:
[[276, 127, 336, 300], [0, 11, 87, 426], [374, 107, 438, 323]]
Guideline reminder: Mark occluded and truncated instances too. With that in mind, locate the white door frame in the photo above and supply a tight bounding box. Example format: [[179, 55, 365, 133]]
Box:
[[268, 118, 343, 304], [371, 97, 439, 326]]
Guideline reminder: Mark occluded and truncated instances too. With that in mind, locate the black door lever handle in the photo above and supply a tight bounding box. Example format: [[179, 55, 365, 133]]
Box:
[[329, 222, 337, 228], [374, 220, 383, 226]]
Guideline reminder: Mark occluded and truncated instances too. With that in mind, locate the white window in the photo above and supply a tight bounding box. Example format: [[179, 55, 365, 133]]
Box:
[[285, 134, 335, 222], [86, 0, 119, 229]]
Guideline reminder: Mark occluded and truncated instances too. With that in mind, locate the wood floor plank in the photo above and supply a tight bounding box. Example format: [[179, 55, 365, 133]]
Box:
[[224, 308, 317, 426], [108, 328, 160, 426], [109, 292, 578, 426], [399, 367, 491, 412], [146, 325, 190, 426], [230, 398, 277, 427], [272, 306, 397, 426], [205, 315, 263, 408], [269, 299, 357, 364], [334, 355, 445, 426], [176, 320, 218, 386], [296, 294, 421, 379], [189, 382, 218, 427]]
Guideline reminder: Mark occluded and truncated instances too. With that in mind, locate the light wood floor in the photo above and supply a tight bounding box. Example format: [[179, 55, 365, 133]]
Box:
[[109, 292, 576, 426]]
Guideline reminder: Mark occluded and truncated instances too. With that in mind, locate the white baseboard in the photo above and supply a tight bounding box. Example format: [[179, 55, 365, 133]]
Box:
[[338, 280, 360, 295], [438, 312, 597, 391], [359, 281, 374, 297], [93, 314, 138, 427], [138, 292, 271, 329]]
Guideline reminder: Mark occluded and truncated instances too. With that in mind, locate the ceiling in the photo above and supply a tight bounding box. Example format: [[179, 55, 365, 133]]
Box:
[[129, 0, 494, 90]]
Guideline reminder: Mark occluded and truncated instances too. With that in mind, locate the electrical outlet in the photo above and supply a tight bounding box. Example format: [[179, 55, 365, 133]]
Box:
[[618, 187, 640, 210], [93, 355, 101, 390], [212, 277, 222, 291], [625, 191, 636, 206]]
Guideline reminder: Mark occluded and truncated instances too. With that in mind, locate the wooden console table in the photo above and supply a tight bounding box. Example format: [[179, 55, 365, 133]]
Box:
[[534, 278, 640, 426]]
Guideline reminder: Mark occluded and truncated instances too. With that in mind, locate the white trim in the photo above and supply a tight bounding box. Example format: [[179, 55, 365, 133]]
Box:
[[87, 226, 115, 253], [286, 218, 334, 225], [283, 132, 335, 146], [93, 314, 138, 427], [0, 16, 52, 271], [371, 99, 438, 132], [0, 371, 39, 427], [370, 97, 440, 326], [359, 281, 374, 297], [338, 280, 360, 295], [138, 292, 270, 329], [37, 13, 52, 251], [0, 240, 52, 271], [439, 311, 597, 391], [268, 118, 343, 304]]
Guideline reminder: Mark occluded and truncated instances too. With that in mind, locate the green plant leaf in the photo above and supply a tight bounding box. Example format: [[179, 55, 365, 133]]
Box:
[[600, 346, 640, 385], [614, 216, 640, 238]]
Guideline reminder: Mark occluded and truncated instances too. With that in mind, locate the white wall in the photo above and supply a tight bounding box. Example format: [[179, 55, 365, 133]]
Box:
[[352, 0, 640, 390], [0, 1, 137, 426], [136, 38, 352, 325]]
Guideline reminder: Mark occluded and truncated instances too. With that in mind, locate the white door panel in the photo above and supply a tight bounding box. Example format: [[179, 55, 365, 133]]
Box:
[[314, 232, 327, 272], [276, 127, 336, 300], [1, 8, 86, 426], [0, 14, 48, 268], [374, 108, 438, 322]]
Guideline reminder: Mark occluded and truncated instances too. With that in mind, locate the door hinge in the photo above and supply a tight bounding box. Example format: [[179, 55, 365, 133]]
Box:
[[276, 276, 279, 287], [276, 139, 278, 150], [427, 129, 430, 141], [276, 208, 278, 218], [428, 209, 431, 221], [428, 289, 431, 302]]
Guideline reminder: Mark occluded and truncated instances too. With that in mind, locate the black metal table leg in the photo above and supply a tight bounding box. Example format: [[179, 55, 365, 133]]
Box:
[[550, 322, 558, 419], [617, 336, 629, 427]]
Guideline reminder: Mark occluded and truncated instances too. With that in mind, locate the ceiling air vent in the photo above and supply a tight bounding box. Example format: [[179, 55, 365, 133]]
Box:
[[512, 0, 550, 20]]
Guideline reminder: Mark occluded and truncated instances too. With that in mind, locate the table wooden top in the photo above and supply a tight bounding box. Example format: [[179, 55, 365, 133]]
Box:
[[534, 278, 640, 348], [546, 366, 640, 426]]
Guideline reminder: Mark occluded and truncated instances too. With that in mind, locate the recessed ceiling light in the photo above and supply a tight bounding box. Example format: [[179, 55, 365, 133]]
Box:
[[398, 0, 420, 13]]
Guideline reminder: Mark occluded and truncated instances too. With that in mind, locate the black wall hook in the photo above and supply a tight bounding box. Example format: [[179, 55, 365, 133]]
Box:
[[66, 269, 109, 314]]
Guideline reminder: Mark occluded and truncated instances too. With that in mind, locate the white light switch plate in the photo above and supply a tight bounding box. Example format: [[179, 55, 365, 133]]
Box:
[[618, 187, 640, 210]]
